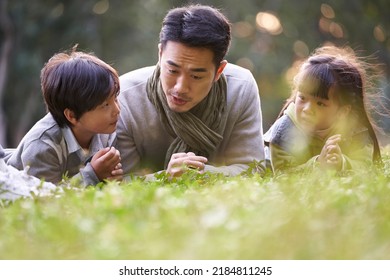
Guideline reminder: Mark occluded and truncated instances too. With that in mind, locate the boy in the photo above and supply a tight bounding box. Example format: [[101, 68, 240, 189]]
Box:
[[7, 47, 122, 185]]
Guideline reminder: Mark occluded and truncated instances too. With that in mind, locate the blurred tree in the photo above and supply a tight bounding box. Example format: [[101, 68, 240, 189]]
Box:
[[1, 0, 390, 147], [0, 0, 14, 145]]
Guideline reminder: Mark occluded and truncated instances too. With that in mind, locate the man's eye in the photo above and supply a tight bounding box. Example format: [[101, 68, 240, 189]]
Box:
[[192, 75, 202, 80]]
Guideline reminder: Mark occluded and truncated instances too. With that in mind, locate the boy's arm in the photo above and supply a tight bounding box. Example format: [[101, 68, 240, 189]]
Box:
[[75, 163, 100, 186], [19, 140, 64, 184], [20, 140, 101, 186]]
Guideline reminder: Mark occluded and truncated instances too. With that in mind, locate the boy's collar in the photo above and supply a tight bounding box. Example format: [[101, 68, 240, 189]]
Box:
[[61, 125, 111, 157], [61, 126, 81, 154]]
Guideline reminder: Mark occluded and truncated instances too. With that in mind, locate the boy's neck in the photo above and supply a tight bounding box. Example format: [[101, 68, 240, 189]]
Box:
[[70, 127, 93, 149]]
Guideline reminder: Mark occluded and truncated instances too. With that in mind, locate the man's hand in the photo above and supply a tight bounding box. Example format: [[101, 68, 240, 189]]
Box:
[[167, 152, 208, 177]]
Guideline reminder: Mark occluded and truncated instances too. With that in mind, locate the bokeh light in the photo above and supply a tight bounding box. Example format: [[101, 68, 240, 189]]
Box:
[[373, 25, 386, 42], [255, 12, 283, 35], [236, 57, 254, 71], [93, 0, 109, 15], [320, 3, 335, 19], [232, 21, 254, 38]]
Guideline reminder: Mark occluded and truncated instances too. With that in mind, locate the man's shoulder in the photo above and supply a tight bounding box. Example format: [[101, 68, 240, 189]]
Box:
[[224, 63, 254, 80], [224, 63, 258, 101], [119, 66, 155, 90]]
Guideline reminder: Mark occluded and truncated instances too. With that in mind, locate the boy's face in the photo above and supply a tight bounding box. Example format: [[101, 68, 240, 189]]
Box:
[[158, 41, 227, 113], [74, 93, 120, 136]]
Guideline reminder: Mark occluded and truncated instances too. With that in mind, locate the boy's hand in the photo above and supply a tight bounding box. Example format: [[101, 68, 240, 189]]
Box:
[[318, 134, 343, 171], [167, 152, 208, 177], [107, 163, 123, 181], [90, 147, 122, 180]]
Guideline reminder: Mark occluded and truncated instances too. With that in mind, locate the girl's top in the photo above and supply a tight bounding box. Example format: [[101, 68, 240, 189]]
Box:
[[264, 103, 373, 172]]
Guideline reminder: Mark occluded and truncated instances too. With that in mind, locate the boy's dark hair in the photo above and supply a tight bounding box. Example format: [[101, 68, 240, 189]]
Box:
[[40, 47, 120, 127], [159, 4, 231, 66]]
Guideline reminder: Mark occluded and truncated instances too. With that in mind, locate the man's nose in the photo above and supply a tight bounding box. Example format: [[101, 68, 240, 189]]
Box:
[[174, 75, 189, 93]]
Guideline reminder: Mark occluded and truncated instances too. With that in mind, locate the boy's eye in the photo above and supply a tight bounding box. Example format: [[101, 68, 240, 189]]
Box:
[[101, 102, 109, 108]]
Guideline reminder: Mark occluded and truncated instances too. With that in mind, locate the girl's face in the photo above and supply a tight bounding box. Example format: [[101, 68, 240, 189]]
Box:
[[294, 87, 349, 132]]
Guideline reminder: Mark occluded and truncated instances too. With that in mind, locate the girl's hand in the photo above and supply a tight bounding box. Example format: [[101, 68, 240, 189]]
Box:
[[167, 152, 208, 177], [318, 134, 343, 171]]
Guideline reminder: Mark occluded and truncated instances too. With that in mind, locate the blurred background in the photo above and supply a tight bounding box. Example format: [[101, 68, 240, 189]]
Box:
[[1, 0, 389, 147]]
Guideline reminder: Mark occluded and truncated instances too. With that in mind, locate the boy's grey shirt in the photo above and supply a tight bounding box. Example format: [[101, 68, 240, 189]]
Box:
[[116, 63, 265, 176], [7, 113, 116, 185]]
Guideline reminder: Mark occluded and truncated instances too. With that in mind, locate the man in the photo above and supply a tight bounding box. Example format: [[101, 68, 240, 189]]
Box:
[[116, 4, 264, 178]]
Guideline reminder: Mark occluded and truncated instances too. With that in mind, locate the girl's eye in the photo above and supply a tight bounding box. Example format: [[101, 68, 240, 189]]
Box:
[[317, 101, 326, 107]]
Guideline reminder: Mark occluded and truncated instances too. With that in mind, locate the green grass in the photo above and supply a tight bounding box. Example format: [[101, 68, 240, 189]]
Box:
[[1, 153, 390, 260]]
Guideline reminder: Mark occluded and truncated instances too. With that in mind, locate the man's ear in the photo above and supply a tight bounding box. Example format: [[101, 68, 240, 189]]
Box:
[[64, 108, 78, 126], [214, 60, 228, 81]]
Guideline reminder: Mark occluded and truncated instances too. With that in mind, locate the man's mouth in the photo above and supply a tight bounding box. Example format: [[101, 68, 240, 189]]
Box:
[[171, 94, 189, 105]]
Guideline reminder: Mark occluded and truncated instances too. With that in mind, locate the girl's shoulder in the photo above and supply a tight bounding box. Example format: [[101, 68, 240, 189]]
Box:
[[264, 115, 300, 147]]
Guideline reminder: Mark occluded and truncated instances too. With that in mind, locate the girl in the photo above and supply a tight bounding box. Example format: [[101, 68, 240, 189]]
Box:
[[264, 46, 382, 172]]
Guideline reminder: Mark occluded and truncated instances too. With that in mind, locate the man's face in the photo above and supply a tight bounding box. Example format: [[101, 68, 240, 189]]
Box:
[[158, 41, 226, 113]]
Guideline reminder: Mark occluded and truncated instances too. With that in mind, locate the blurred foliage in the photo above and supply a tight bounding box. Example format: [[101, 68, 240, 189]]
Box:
[[2, 150, 390, 259], [1, 0, 390, 146]]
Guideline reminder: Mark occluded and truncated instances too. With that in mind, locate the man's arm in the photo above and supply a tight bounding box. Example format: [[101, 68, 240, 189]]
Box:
[[205, 72, 265, 176]]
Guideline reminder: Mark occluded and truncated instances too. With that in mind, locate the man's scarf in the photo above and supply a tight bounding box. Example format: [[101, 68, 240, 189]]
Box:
[[146, 64, 227, 168]]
